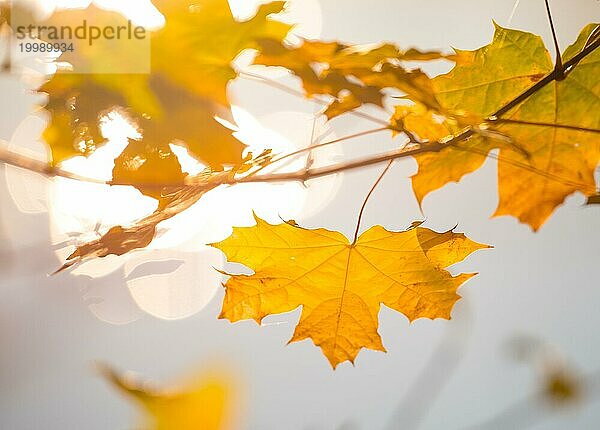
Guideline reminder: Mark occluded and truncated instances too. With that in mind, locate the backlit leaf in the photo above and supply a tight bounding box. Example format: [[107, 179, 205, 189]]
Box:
[[253, 38, 446, 119], [211, 215, 488, 368], [411, 23, 600, 230], [39, 0, 291, 199]]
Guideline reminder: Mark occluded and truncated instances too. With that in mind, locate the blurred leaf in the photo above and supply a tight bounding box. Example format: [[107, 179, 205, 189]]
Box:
[[543, 368, 582, 406], [100, 364, 234, 430], [254, 39, 447, 119], [39, 0, 291, 199], [507, 335, 584, 407]]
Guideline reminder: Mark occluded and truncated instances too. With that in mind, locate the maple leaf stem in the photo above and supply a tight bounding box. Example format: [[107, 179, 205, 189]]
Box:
[[490, 118, 600, 134], [544, 0, 564, 78], [305, 115, 318, 170], [352, 160, 394, 244]]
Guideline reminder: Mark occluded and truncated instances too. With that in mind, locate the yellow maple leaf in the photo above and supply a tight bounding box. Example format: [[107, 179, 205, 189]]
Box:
[[412, 23, 600, 230], [100, 364, 236, 430], [211, 215, 488, 368]]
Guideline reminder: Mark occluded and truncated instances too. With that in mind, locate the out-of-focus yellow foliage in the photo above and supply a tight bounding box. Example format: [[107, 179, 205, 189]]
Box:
[[543, 368, 583, 406], [508, 335, 584, 407], [411, 23, 600, 230], [389, 105, 453, 141], [39, 0, 291, 197], [254, 39, 446, 119], [211, 215, 488, 368], [101, 364, 236, 430]]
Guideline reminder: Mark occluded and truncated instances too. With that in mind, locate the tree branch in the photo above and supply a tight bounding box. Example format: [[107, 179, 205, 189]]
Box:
[[0, 142, 106, 185]]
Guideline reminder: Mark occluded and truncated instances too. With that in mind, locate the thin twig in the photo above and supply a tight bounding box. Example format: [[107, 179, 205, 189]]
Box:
[[491, 118, 600, 134], [507, 0, 522, 25], [248, 126, 389, 178], [301, 114, 318, 172], [352, 160, 394, 244], [239, 142, 444, 185]]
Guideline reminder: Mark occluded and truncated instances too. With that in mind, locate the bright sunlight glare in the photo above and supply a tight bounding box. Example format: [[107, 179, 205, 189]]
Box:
[[44, 106, 341, 321], [5, 0, 332, 322], [45, 0, 322, 38]]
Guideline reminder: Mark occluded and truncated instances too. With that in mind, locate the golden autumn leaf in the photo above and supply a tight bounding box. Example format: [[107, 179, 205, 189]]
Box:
[[253, 38, 446, 119], [211, 215, 488, 368], [100, 364, 235, 430], [38, 0, 291, 196], [411, 23, 600, 230]]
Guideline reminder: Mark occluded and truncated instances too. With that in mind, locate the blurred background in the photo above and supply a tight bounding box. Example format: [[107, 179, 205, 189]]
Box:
[[1, 0, 600, 428]]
